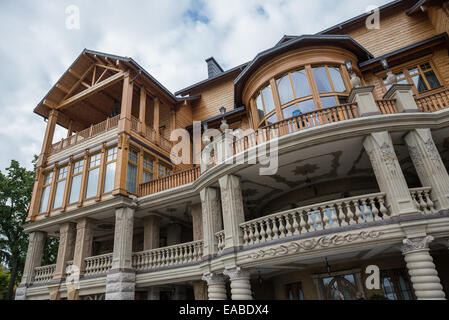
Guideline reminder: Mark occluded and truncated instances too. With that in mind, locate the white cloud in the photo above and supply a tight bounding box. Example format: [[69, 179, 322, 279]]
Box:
[[0, 0, 391, 171]]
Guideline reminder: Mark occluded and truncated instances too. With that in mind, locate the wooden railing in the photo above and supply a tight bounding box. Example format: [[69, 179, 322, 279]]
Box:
[[130, 117, 172, 153], [131, 115, 140, 132], [50, 115, 120, 155], [233, 103, 358, 155], [240, 192, 388, 247], [416, 88, 449, 112], [215, 230, 225, 255], [33, 264, 56, 284], [410, 187, 436, 214], [132, 240, 203, 271], [84, 253, 113, 276], [139, 166, 200, 197], [377, 99, 398, 114]]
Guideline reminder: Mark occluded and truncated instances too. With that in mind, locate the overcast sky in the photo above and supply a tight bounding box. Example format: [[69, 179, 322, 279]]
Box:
[[0, 0, 392, 172]]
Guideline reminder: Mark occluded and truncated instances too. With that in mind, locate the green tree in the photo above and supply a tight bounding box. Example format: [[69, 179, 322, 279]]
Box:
[[0, 158, 58, 300], [0, 265, 11, 300]]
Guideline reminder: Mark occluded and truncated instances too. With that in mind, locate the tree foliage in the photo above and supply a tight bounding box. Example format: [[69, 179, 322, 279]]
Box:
[[0, 158, 58, 300]]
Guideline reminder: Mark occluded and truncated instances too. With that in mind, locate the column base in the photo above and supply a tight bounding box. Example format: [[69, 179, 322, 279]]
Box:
[[14, 284, 27, 300], [105, 270, 136, 300]]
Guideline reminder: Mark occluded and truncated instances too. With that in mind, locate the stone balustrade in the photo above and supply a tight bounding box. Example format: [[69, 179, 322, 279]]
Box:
[[410, 187, 436, 214], [33, 264, 56, 284], [215, 230, 225, 254], [240, 192, 389, 247], [65, 260, 73, 278], [132, 240, 203, 271], [84, 253, 113, 276]]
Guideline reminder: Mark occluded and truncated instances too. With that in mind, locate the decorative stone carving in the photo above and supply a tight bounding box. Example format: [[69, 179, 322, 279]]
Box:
[[223, 267, 252, 300], [405, 129, 449, 210], [363, 131, 416, 215], [248, 231, 383, 260], [202, 273, 227, 300], [401, 236, 434, 254], [200, 188, 222, 256], [401, 235, 446, 300], [219, 175, 245, 249]]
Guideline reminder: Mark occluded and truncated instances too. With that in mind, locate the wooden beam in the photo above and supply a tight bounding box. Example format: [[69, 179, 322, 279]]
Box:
[[154, 97, 160, 142], [139, 87, 147, 135], [63, 64, 95, 102], [58, 71, 126, 110]]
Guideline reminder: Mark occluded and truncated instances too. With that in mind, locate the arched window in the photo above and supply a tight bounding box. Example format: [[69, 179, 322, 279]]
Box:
[[251, 64, 350, 128]]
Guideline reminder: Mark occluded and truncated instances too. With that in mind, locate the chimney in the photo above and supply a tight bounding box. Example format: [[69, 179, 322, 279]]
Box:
[[205, 57, 224, 79]]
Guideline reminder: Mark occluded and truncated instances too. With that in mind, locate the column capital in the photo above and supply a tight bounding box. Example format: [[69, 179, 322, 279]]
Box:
[[202, 273, 227, 285], [402, 235, 434, 254], [223, 267, 251, 280]]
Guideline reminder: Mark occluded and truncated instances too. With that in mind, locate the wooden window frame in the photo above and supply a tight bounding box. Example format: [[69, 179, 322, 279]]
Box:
[[379, 57, 444, 96], [142, 153, 155, 183], [127, 148, 139, 195], [380, 269, 416, 300], [68, 158, 85, 205], [39, 171, 54, 214], [52, 165, 68, 210], [252, 63, 351, 128], [102, 145, 118, 194], [84, 152, 102, 200]]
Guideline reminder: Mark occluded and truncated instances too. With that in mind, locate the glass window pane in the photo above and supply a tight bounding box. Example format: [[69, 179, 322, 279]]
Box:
[[266, 113, 277, 125], [85, 168, 99, 199], [381, 276, 398, 300], [73, 160, 84, 174], [424, 70, 441, 90], [143, 157, 153, 171], [291, 69, 311, 98], [282, 104, 298, 119], [320, 96, 338, 108], [107, 147, 117, 162], [53, 181, 66, 209], [127, 163, 137, 194], [128, 150, 138, 163], [313, 67, 333, 93], [276, 74, 294, 105], [328, 67, 346, 92], [89, 154, 101, 168], [69, 175, 82, 204], [143, 171, 153, 183], [43, 172, 53, 185], [58, 167, 68, 180], [420, 62, 432, 71], [158, 165, 164, 176], [297, 99, 316, 114], [337, 96, 349, 105], [261, 85, 275, 114], [103, 162, 116, 193], [411, 74, 428, 93], [39, 186, 51, 213], [398, 275, 412, 300]]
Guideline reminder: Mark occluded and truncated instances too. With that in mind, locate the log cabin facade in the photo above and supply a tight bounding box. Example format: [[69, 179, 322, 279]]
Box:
[[15, 0, 449, 300]]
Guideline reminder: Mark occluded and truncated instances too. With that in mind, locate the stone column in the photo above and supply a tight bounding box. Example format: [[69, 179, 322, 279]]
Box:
[[405, 128, 449, 210], [191, 203, 208, 300], [202, 273, 227, 300], [200, 187, 222, 257], [219, 175, 245, 250], [384, 84, 420, 113], [363, 131, 417, 215], [348, 86, 381, 117], [167, 223, 182, 246], [68, 218, 94, 300], [401, 236, 446, 300], [15, 232, 46, 300], [48, 223, 76, 300], [106, 206, 135, 300], [223, 267, 253, 300], [143, 214, 160, 251]]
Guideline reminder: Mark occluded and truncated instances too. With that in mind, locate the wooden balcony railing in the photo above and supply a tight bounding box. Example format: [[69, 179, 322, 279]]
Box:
[[240, 192, 388, 247], [132, 240, 203, 271], [50, 115, 120, 155], [233, 103, 358, 155], [377, 99, 397, 114], [416, 88, 449, 112], [139, 166, 200, 197], [130, 116, 172, 153]]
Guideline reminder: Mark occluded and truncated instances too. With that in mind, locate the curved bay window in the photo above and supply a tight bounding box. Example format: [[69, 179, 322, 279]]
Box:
[[251, 64, 350, 128]]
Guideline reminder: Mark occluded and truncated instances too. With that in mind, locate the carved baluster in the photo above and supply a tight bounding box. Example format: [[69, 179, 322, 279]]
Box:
[[278, 216, 286, 237], [247, 224, 254, 245], [253, 222, 260, 244], [353, 200, 362, 224], [259, 221, 266, 243], [299, 211, 307, 233], [337, 202, 347, 226], [330, 205, 339, 228], [361, 198, 372, 222], [292, 211, 300, 236], [424, 190, 436, 213], [265, 219, 273, 241], [418, 191, 429, 214], [344, 201, 355, 225], [370, 197, 380, 221], [285, 214, 293, 237], [307, 209, 315, 231], [322, 206, 330, 229], [271, 217, 279, 240]]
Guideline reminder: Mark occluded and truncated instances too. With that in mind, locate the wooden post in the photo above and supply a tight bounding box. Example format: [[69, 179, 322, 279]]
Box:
[[118, 73, 133, 134], [38, 109, 59, 167], [113, 134, 130, 196], [67, 120, 74, 138], [170, 106, 176, 146], [154, 97, 160, 144], [61, 157, 73, 212], [46, 164, 58, 217], [78, 150, 89, 208], [96, 144, 107, 202], [139, 88, 147, 136]]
